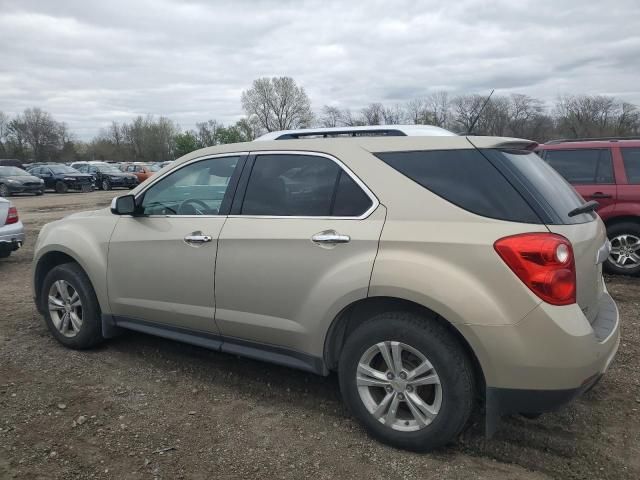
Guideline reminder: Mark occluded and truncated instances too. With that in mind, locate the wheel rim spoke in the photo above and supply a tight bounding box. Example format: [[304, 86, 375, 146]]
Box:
[[383, 393, 400, 425], [59, 313, 70, 333], [69, 291, 81, 308], [48, 296, 65, 310], [406, 391, 437, 420], [376, 342, 394, 373], [407, 359, 433, 380], [357, 363, 388, 382], [69, 312, 82, 331], [390, 341, 403, 374], [408, 373, 440, 387], [372, 392, 395, 420]]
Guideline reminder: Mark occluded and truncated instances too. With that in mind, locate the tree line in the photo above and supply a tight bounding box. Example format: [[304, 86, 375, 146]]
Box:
[[1, 76, 639, 163]]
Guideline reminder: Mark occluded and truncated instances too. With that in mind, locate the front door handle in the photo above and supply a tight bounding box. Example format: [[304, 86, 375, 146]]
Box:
[[312, 230, 351, 245], [590, 192, 612, 199], [184, 232, 213, 245]]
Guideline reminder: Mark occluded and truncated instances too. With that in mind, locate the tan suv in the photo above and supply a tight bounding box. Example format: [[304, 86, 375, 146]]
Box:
[[32, 129, 619, 451]]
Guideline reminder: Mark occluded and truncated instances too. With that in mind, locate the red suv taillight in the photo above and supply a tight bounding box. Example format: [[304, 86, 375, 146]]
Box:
[[5, 206, 18, 225], [494, 233, 576, 306]]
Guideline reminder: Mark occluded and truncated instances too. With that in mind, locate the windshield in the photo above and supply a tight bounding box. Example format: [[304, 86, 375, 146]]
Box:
[[150, 164, 162, 172], [0, 166, 29, 176], [97, 165, 122, 173], [50, 165, 78, 174]]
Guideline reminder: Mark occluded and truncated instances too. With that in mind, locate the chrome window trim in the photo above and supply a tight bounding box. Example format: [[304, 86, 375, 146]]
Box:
[[130, 150, 380, 221]]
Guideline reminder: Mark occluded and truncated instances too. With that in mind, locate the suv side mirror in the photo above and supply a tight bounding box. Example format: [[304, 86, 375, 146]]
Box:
[[110, 194, 136, 215]]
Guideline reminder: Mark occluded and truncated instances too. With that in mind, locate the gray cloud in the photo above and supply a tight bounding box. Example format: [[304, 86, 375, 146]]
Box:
[[1, 0, 639, 139]]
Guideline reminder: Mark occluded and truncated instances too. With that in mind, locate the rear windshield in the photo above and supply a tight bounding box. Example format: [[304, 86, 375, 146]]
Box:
[[374, 149, 541, 223], [482, 150, 596, 225]]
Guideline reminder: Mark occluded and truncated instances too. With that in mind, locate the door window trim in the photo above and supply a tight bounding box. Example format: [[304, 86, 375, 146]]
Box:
[[132, 152, 249, 218], [229, 150, 380, 220]]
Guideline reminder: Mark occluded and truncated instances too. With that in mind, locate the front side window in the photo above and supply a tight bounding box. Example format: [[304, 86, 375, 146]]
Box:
[[543, 149, 614, 184], [141, 156, 240, 216], [241, 154, 372, 217], [621, 148, 640, 184]]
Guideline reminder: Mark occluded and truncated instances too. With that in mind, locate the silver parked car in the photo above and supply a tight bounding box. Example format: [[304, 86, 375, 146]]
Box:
[[32, 127, 619, 451], [0, 197, 24, 258]]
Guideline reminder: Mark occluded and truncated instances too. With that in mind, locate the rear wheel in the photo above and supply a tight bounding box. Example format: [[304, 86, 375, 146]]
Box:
[[55, 181, 68, 194], [0, 184, 10, 197], [101, 178, 111, 191], [338, 311, 474, 452], [41, 263, 104, 349], [605, 222, 640, 276]]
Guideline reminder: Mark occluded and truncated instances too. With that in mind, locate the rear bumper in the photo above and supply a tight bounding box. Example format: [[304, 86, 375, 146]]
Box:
[[456, 289, 620, 434], [0, 221, 25, 252]]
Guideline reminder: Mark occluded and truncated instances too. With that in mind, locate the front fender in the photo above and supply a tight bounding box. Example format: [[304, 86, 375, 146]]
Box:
[[33, 211, 119, 314]]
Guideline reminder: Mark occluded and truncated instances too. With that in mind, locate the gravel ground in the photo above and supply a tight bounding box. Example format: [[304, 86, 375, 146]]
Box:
[[1, 190, 638, 480]]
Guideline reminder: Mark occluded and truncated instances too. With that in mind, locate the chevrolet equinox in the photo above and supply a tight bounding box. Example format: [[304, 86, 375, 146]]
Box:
[[32, 128, 620, 451]]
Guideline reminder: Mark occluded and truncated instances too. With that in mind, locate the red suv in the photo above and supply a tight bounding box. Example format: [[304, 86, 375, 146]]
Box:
[[537, 138, 640, 275]]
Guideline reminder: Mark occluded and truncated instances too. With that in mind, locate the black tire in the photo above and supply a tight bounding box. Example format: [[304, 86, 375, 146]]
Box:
[[604, 222, 640, 276], [55, 181, 68, 194], [0, 250, 11, 258], [36, 190, 44, 196], [40, 263, 104, 349], [0, 184, 10, 197], [338, 311, 474, 452], [101, 178, 111, 191]]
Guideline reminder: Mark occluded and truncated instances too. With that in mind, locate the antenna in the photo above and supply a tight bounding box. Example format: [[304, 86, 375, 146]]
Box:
[[467, 89, 494, 135]]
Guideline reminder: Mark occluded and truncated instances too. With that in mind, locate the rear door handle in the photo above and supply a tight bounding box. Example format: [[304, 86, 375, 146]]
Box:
[[590, 192, 612, 199], [184, 232, 213, 245], [312, 230, 350, 245]]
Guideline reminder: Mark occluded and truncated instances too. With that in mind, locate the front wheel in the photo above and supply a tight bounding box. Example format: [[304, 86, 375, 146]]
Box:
[[101, 179, 111, 191], [55, 181, 68, 194], [605, 222, 640, 276], [0, 184, 10, 197], [41, 263, 104, 349], [338, 311, 475, 452]]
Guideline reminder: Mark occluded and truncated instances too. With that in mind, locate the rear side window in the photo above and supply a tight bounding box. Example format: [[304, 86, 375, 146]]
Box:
[[374, 149, 541, 223], [241, 154, 372, 217], [621, 148, 640, 184], [543, 149, 614, 184]]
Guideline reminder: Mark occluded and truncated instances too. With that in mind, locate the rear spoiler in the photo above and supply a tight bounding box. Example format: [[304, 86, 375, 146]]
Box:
[[493, 140, 539, 151]]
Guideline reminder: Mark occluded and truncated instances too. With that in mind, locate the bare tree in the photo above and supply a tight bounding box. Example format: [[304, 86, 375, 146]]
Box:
[[382, 104, 404, 124], [320, 106, 342, 127], [425, 92, 451, 128], [241, 77, 313, 132], [361, 103, 385, 125], [0, 111, 8, 156], [405, 99, 425, 125]]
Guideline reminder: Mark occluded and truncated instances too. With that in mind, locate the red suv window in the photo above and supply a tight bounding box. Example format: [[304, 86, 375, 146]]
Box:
[[543, 149, 614, 184], [621, 148, 640, 184]]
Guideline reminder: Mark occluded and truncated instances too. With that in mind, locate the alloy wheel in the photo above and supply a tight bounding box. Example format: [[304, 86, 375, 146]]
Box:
[[356, 341, 442, 432], [48, 280, 83, 338], [609, 234, 640, 269]]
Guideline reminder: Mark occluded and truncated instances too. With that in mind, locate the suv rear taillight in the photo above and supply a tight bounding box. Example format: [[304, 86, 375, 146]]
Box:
[[5, 206, 18, 225], [494, 233, 576, 306]]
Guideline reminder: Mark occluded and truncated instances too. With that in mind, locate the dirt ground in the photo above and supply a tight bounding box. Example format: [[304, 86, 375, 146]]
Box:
[[0, 190, 638, 480]]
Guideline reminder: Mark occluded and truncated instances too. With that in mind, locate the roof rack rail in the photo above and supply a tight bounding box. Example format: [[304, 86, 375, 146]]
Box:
[[254, 124, 456, 141], [545, 136, 640, 144]]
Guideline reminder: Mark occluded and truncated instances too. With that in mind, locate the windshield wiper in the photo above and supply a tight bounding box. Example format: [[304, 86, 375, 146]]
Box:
[[568, 200, 600, 217]]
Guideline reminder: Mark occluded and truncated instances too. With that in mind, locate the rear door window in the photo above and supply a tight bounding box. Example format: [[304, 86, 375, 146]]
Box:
[[374, 149, 541, 223], [621, 148, 640, 184], [543, 149, 614, 184]]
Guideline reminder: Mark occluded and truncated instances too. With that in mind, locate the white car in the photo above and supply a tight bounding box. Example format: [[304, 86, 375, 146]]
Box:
[[0, 197, 24, 258]]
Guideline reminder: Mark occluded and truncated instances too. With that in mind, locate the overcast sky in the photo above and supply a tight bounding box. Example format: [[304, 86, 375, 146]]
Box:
[[1, 0, 639, 140]]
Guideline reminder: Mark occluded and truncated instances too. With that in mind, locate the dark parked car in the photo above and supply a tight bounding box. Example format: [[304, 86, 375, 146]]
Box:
[[537, 138, 640, 275], [0, 166, 44, 196], [0, 159, 25, 169], [71, 162, 138, 190], [28, 164, 94, 193]]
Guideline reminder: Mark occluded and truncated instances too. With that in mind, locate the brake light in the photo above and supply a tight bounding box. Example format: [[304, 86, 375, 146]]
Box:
[[494, 233, 576, 306], [5, 206, 18, 225]]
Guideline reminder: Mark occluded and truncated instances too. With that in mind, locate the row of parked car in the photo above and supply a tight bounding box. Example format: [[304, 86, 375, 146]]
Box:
[[0, 160, 173, 197]]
